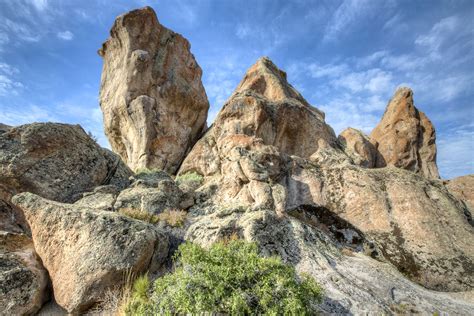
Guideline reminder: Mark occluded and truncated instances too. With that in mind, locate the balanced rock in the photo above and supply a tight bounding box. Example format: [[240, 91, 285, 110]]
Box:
[[0, 232, 49, 315], [0, 123, 132, 203], [370, 87, 439, 179], [446, 174, 474, 211], [12, 192, 169, 313], [99, 6, 209, 173], [338, 127, 377, 168]]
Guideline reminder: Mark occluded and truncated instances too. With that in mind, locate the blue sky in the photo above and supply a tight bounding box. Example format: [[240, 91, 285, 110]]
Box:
[[0, 0, 473, 179]]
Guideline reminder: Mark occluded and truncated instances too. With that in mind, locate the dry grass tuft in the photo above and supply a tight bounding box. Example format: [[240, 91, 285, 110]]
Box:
[[119, 208, 159, 224], [156, 208, 187, 227]]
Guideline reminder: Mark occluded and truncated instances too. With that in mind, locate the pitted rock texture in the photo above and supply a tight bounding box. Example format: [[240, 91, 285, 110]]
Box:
[[370, 87, 439, 179], [99, 6, 209, 173], [12, 192, 169, 314], [0, 123, 132, 203], [338, 127, 378, 168], [0, 232, 49, 315]]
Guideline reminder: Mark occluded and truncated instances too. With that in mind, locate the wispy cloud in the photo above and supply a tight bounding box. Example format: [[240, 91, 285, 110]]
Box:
[[29, 0, 48, 11], [0, 62, 23, 96], [57, 30, 74, 41]]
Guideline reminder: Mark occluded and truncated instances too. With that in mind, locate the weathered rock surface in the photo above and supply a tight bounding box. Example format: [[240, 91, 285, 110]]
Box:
[[99, 6, 209, 173], [12, 192, 169, 313], [180, 57, 338, 176], [370, 87, 439, 179], [446, 174, 474, 211], [338, 127, 378, 168], [0, 232, 49, 315], [0, 123, 132, 203], [179, 56, 474, 313], [114, 170, 191, 214]]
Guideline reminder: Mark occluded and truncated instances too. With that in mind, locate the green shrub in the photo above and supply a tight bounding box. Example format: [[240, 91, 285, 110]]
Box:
[[175, 171, 203, 186], [125, 240, 324, 315]]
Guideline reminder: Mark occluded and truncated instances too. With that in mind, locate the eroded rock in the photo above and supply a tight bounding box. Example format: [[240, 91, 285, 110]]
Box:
[[99, 6, 209, 173], [0, 232, 49, 315], [370, 87, 439, 179], [446, 174, 474, 211], [338, 127, 378, 168], [0, 123, 132, 203], [12, 192, 169, 314]]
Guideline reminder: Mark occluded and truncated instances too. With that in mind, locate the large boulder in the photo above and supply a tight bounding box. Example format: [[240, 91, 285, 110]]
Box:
[[0, 232, 49, 315], [99, 6, 209, 173], [446, 174, 474, 211], [370, 87, 439, 179], [0, 122, 132, 203], [338, 127, 378, 168], [12, 192, 169, 314]]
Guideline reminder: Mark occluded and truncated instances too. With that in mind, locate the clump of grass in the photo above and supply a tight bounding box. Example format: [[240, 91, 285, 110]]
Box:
[[156, 208, 187, 227], [175, 171, 203, 186], [134, 168, 162, 176], [125, 239, 324, 315], [119, 208, 159, 224], [119, 207, 186, 227]]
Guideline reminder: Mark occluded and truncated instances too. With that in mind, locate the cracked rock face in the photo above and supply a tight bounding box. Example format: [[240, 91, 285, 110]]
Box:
[[446, 174, 474, 211], [370, 87, 439, 179], [0, 122, 132, 203], [12, 192, 169, 314], [99, 6, 209, 173]]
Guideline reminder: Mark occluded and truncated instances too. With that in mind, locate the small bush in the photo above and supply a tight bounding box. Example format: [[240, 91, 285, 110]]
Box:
[[119, 208, 159, 224], [156, 208, 187, 227], [125, 240, 324, 315], [175, 171, 203, 186]]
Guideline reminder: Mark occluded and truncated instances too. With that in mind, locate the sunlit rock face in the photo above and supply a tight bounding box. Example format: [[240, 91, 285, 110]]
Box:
[[370, 87, 439, 179], [99, 6, 209, 173]]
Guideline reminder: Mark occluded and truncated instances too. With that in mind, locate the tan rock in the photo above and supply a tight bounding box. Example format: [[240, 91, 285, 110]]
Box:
[[446, 174, 474, 211], [12, 192, 169, 313], [180, 57, 337, 177], [338, 127, 377, 168], [370, 87, 439, 179], [0, 123, 132, 203], [99, 6, 209, 173], [0, 232, 50, 315]]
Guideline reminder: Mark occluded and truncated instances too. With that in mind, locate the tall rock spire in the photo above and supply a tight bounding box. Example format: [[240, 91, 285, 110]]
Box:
[[98, 6, 209, 173], [370, 87, 439, 179]]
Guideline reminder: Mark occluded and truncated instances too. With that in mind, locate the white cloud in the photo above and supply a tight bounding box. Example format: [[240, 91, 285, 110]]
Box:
[[29, 0, 48, 11], [57, 31, 74, 41], [308, 63, 348, 78], [415, 16, 460, 57], [0, 63, 23, 96]]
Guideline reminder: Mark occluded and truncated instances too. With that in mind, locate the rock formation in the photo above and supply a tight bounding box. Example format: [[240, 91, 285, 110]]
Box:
[[446, 174, 474, 211], [0, 123, 132, 203], [12, 192, 169, 313], [179, 57, 338, 176], [179, 57, 473, 294], [99, 6, 209, 173], [0, 233, 49, 315], [370, 87, 440, 179], [338, 127, 378, 168]]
